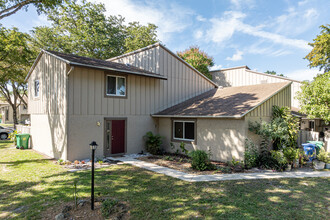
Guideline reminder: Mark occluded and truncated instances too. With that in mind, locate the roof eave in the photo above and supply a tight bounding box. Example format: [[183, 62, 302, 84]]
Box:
[[69, 62, 167, 80], [151, 114, 243, 119]]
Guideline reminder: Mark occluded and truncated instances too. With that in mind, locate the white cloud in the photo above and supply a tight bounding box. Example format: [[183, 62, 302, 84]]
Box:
[[196, 15, 206, 22], [94, 0, 194, 41], [285, 69, 322, 81], [273, 5, 319, 36], [226, 50, 243, 61], [206, 11, 245, 43], [194, 30, 203, 39], [209, 64, 223, 71], [230, 0, 255, 9], [206, 11, 311, 51]]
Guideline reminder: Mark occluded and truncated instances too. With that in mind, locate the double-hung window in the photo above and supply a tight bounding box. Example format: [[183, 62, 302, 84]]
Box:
[[173, 120, 195, 141], [34, 80, 40, 98], [106, 75, 126, 97]]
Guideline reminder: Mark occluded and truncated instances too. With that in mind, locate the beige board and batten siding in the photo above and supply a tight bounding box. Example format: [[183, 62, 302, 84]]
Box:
[[158, 84, 291, 162], [110, 44, 216, 111], [67, 46, 215, 160], [244, 84, 291, 146], [28, 52, 68, 159], [212, 68, 301, 108]]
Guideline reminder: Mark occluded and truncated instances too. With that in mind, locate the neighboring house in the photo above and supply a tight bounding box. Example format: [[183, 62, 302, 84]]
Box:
[[26, 43, 292, 162], [210, 66, 302, 109], [0, 99, 28, 124]]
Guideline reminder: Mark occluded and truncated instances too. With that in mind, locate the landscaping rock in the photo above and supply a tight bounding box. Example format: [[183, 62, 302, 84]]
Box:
[[55, 213, 65, 220]]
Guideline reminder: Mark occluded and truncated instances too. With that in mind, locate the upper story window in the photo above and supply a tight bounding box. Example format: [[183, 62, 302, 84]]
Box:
[[106, 75, 126, 97], [34, 80, 40, 97], [173, 120, 195, 141]]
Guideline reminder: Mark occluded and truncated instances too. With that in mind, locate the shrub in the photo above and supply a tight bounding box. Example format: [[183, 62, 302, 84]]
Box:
[[144, 131, 163, 155], [271, 150, 288, 171], [283, 147, 299, 164], [244, 139, 259, 169], [189, 150, 215, 171], [317, 148, 330, 163], [101, 198, 118, 218]]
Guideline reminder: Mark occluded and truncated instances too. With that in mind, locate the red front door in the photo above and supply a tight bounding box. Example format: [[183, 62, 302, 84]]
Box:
[[111, 120, 125, 154], [104, 119, 125, 156]]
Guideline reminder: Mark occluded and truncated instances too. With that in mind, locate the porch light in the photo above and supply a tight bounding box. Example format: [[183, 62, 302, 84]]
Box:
[[90, 141, 98, 210]]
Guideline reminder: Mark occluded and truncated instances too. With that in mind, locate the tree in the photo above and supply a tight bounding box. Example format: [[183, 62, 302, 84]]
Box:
[[297, 24, 330, 123], [297, 72, 330, 123], [31, 0, 158, 60], [177, 46, 214, 79], [124, 22, 158, 53], [305, 24, 330, 72], [0, 0, 63, 20], [0, 26, 35, 127], [264, 70, 284, 77]]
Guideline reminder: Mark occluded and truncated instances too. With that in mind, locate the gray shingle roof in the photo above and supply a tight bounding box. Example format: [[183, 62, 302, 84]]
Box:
[[153, 82, 291, 118], [43, 50, 167, 80]]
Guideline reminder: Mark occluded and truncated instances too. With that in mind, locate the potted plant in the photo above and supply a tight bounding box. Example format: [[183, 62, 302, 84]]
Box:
[[315, 148, 329, 170], [283, 148, 299, 171]]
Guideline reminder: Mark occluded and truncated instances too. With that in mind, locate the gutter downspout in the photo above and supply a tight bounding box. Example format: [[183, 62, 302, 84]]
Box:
[[65, 66, 74, 160]]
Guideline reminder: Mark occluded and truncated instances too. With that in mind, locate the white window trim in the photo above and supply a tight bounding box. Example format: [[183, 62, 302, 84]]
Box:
[[34, 79, 40, 98], [173, 120, 195, 141], [106, 74, 126, 97]]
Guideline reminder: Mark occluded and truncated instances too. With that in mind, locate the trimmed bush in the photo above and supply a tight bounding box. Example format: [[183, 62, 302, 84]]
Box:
[[189, 150, 215, 171], [144, 131, 163, 155]]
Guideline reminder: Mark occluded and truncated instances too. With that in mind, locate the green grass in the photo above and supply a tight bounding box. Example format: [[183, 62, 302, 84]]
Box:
[[0, 141, 329, 219]]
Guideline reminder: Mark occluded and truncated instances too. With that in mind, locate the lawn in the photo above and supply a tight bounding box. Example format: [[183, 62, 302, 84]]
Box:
[[0, 141, 329, 219]]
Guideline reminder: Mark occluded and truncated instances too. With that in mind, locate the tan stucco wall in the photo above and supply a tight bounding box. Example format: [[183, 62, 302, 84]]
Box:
[[158, 118, 246, 162], [67, 115, 158, 161], [30, 114, 67, 159]]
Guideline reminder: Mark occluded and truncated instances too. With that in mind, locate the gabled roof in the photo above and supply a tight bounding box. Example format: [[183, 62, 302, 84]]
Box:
[[25, 50, 167, 81], [152, 82, 292, 118], [210, 65, 250, 72], [108, 43, 218, 88], [210, 66, 301, 83]]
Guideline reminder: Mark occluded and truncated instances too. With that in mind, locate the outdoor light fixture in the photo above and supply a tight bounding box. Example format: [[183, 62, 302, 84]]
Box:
[[90, 141, 98, 210]]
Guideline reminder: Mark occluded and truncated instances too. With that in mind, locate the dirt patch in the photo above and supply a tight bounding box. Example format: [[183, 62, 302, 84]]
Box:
[[41, 198, 129, 220]]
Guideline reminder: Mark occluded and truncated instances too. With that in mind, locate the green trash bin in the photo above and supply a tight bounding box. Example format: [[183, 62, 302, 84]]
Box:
[[16, 134, 30, 149], [308, 141, 323, 155]]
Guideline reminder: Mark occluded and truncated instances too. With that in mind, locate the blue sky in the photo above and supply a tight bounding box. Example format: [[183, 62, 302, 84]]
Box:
[[2, 0, 329, 80]]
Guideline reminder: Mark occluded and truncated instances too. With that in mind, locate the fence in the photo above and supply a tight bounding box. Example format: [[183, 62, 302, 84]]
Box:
[[297, 130, 319, 147], [16, 124, 31, 134]]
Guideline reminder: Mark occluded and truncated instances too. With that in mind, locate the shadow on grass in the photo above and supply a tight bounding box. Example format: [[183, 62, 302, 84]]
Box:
[[1, 162, 329, 219]]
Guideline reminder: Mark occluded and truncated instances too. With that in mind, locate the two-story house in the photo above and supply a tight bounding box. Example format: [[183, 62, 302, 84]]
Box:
[[26, 43, 291, 162]]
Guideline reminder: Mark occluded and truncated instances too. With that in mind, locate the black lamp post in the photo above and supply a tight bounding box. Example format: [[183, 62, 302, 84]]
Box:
[[90, 141, 98, 210]]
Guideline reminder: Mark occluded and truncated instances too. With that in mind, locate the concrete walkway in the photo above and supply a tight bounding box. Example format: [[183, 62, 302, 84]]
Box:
[[107, 155, 330, 182]]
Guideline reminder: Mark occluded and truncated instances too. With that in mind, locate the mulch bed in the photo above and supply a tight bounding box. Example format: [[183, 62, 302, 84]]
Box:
[[41, 198, 129, 220], [54, 159, 122, 171], [137, 154, 249, 175]]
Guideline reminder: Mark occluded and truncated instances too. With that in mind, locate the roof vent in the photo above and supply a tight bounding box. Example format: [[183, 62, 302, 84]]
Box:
[[125, 63, 131, 67]]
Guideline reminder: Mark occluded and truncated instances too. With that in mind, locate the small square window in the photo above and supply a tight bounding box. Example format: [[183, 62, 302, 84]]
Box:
[[106, 75, 126, 97], [34, 80, 40, 97], [173, 120, 195, 141]]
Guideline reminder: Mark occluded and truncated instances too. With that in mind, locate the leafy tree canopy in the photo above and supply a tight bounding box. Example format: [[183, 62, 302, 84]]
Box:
[[32, 0, 158, 60], [297, 72, 330, 123], [0, 0, 63, 20], [0, 26, 35, 125], [305, 24, 330, 72], [177, 46, 214, 79], [264, 70, 285, 77]]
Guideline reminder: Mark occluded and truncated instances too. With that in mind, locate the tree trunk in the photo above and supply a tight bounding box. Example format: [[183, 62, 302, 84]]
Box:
[[12, 107, 18, 130]]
